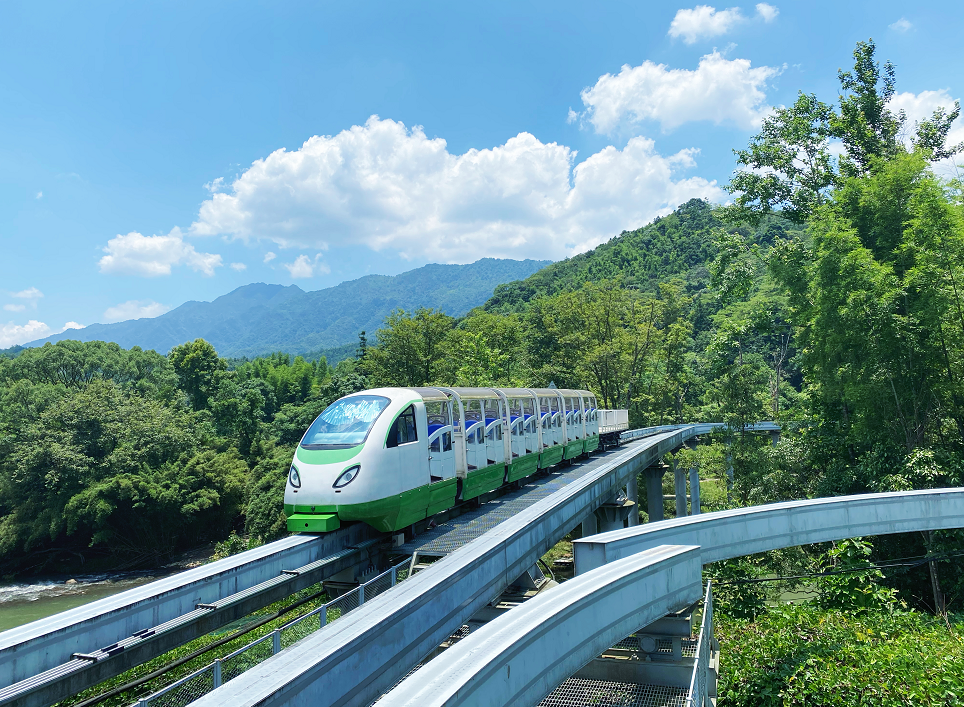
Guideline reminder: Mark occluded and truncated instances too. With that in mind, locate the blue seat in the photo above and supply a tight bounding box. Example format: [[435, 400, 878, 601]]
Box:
[[428, 423, 444, 436]]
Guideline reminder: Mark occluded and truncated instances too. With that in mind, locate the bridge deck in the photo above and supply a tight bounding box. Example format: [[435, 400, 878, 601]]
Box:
[[399, 441, 647, 557]]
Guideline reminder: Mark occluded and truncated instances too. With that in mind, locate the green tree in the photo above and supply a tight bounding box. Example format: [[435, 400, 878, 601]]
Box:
[[169, 339, 226, 411], [364, 308, 455, 386]]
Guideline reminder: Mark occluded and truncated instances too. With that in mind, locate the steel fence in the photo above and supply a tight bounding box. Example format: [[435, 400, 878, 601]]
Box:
[[134, 560, 409, 707], [685, 580, 713, 707]]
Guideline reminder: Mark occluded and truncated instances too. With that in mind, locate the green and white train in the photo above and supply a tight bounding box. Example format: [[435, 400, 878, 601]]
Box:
[[284, 387, 602, 533]]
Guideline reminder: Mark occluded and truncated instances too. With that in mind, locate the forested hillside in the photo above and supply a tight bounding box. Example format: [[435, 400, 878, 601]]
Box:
[[23, 258, 550, 360]]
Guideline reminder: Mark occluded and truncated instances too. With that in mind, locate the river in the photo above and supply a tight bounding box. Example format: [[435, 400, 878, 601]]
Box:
[[0, 573, 167, 632]]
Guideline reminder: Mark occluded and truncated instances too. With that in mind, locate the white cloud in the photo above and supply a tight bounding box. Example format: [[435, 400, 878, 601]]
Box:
[[578, 51, 780, 134], [204, 177, 225, 193], [0, 320, 82, 348], [756, 3, 778, 21], [7, 287, 43, 310], [102, 300, 171, 323], [35, 191, 43, 200], [889, 17, 912, 32], [230, 262, 248, 271], [180, 117, 723, 263], [668, 5, 745, 44], [1, 320, 51, 348], [283, 253, 330, 279], [99, 229, 222, 277], [263, 252, 277, 263], [12, 287, 43, 300], [889, 89, 964, 172]]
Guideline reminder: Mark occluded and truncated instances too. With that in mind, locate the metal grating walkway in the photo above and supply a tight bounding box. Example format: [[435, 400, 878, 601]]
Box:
[[398, 437, 655, 557], [540, 678, 688, 707]]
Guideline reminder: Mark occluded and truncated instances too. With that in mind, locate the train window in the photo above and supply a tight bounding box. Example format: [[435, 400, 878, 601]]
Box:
[[430, 431, 453, 453], [387, 405, 418, 448], [486, 422, 502, 441], [301, 395, 390, 449]]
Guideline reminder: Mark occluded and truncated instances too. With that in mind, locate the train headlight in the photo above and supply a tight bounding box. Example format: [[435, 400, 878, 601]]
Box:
[[333, 465, 361, 489], [288, 466, 302, 488]]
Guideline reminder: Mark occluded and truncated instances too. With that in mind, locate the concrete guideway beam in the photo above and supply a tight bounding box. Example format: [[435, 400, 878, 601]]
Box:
[[0, 523, 380, 699], [190, 428, 704, 707], [574, 488, 964, 574], [377, 545, 702, 707]]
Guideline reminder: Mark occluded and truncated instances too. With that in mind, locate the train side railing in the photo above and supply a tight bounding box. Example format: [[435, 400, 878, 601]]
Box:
[[134, 560, 412, 707]]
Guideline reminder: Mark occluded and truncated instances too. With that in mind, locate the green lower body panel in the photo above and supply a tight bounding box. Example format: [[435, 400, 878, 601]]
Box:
[[462, 462, 507, 501], [584, 434, 600, 453], [564, 440, 584, 460], [339, 485, 431, 532], [507, 453, 540, 483], [539, 445, 564, 469], [426, 478, 459, 516], [287, 513, 340, 533]]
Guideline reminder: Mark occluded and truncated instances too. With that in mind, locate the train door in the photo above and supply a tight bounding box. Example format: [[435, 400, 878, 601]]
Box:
[[426, 399, 455, 481], [523, 397, 538, 453], [539, 396, 552, 446], [463, 399, 483, 470], [484, 398, 505, 465], [508, 397, 525, 459], [385, 402, 426, 489]]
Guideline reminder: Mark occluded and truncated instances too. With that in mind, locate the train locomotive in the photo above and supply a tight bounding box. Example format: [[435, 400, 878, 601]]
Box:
[[284, 387, 600, 533]]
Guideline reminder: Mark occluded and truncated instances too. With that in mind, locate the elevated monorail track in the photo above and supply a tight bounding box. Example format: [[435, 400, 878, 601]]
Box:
[[1, 422, 773, 707], [190, 425, 721, 707]]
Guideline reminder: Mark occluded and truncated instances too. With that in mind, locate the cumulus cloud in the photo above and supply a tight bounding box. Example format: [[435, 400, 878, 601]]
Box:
[[283, 254, 330, 278], [263, 252, 277, 263], [0, 320, 84, 348], [99, 229, 222, 277], [889, 89, 964, 171], [668, 5, 745, 43], [230, 262, 248, 271], [181, 116, 723, 263], [102, 300, 172, 323], [578, 52, 779, 134], [889, 17, 912, 32], [755, 3, 778, 22]]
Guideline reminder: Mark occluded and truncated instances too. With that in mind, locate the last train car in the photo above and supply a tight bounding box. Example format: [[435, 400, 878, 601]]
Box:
[[284, 387, 600, 533]]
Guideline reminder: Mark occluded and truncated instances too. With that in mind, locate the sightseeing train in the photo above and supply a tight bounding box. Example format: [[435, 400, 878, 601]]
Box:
[[284, 387, 607, 534]]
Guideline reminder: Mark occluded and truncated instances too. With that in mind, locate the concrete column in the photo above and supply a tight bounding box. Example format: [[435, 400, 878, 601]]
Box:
[[771, 430, 781, 447], [673, 459, 686, 519], [581, 511, 598, 538], [626, 474, 639, 527], [643, 466, 664, 522], [689, 466, 700, 515]]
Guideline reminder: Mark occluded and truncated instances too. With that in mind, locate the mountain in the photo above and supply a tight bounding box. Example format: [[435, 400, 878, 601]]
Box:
[[482, 199, 727, 312], [27, 258, 550, 358]]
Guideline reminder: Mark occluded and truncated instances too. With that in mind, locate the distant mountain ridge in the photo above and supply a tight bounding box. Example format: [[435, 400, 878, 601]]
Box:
[[27, 258, 550, 358]]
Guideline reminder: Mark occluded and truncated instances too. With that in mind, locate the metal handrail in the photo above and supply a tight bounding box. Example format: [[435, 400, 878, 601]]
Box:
[[686, 580, 713, 707], [133, 558, 410, 707]]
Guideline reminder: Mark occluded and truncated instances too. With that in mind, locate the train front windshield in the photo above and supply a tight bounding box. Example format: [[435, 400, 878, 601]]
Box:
[[301, 395, 390, 448]]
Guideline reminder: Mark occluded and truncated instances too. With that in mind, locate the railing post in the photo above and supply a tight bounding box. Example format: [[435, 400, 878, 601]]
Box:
[[359, 583, 365, 605], [320, 603, 328, 628], [272, 629, 281, 654], [391, 566, 397, 587], [213, 658, 222, 688]]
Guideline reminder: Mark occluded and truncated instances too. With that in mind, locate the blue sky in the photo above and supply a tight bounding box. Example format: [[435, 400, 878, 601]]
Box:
[[2, 1, 962, 348]]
